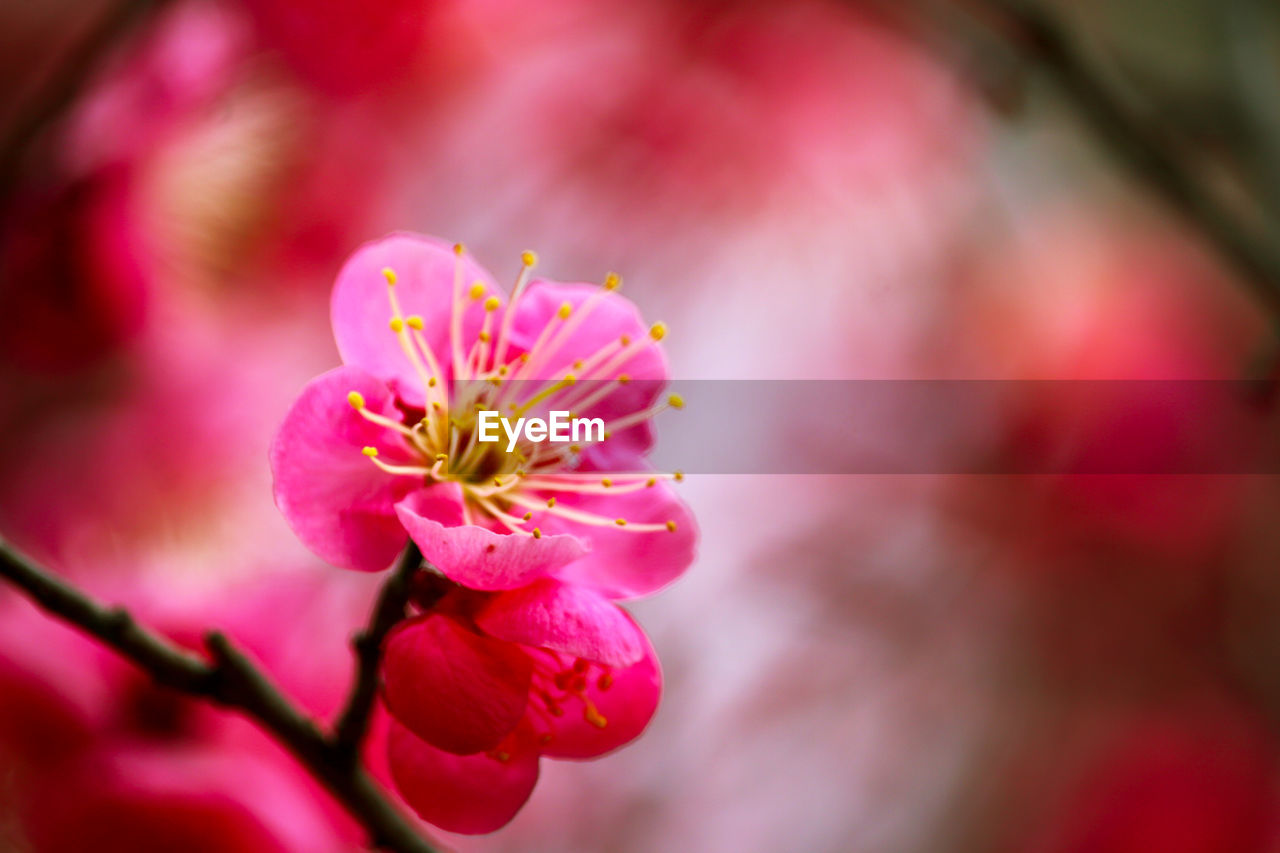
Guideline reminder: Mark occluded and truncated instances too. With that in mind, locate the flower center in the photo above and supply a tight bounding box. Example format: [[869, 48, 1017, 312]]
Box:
[[346, 245, 684, 537]]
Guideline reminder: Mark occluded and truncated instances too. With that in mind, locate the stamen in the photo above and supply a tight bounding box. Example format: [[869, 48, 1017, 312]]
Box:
[[348, 393, 421, 444], [503, 493, 668, 531], [491, 250, 537, 368], [450, 248, 469, 381]]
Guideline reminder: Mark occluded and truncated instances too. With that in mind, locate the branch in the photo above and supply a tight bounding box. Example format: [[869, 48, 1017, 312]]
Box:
[[943, 0, 1280, 326], [0, 538, 438, 853], [334, 541, 424, 759], [0, 0, 170, 200]]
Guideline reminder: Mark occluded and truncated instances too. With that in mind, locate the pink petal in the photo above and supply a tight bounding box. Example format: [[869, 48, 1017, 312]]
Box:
[[539, 482, 698, 599], [382, 613, 531, 755], [510, 280, 668, 467], [387, 718, 540, 835], [330, 233, 500, 406], [269, 365, 415, 572], [475, 578, 646, 667], [537, 619, 662, 760], [395, 484, 588, 591]]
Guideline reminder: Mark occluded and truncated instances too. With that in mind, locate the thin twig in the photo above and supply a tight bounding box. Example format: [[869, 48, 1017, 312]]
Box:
[[334, 541, 424, 760], [0, 537, 438, 853], [942, 0, 1280, 326]]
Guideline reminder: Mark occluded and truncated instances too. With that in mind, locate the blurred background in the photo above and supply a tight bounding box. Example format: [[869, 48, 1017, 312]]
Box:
[[3, 0, 1280, 850]]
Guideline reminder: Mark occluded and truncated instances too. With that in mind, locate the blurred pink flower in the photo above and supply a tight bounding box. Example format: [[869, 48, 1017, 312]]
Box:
[[952, 213, 1270, 568], [379, 575, 660, 834], [1021, 705, 1280, 853], [0, 167, 150, 371], [271, 233, 696, 597], [238, 0, 433, 97]]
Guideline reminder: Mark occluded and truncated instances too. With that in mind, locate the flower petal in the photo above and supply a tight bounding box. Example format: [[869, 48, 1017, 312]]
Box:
[[538, 619, 661, 760], [395, 484, 588, 591], [269, 365, 414, 572], [387, 718, 540, 835], [475, 577, 646, 667], [382, 613, 531, 755], [331, 233, 500, 406], [543, 481, 698, 599], [510, 280, 667, 468]]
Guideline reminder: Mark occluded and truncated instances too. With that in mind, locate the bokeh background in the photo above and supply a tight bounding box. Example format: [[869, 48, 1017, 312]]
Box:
[[4, 0, 1280, 850]]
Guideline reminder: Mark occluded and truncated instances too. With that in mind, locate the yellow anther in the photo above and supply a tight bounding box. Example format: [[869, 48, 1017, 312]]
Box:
[[389, 318, 404, 333], [521, 250, 537, 267], [484, 295, 501, 312], [615, 518, 627, 527], [617, 374, 631, 384], [668, 393, 685, 409], [428, 376, 438, 387], [674, 470, 684, 482], [498, 365, 509, 376], [431, 401, 443, 411], [479, 331, 491, 342], [646, 478, 656, 487], [603, 272, 620, 290], [546, 497, 557, 508], [406, 315, 424, 330], [532, 528, 542, 539], [493, 477, 504, 487], [434, 453, 448, 462], [563, 374, 577, 385], [452, 242, 464, 256], [469, 282, 486, 300], [598, 673, 614, 690], [522, 512, 533, 521], [347, 391, 366, 410], [569, 444, 581, 454], [557, 302, 572, 320], [649, 322, 667, 341], [519, 353, 530, 363], [362, 446, 379, 457], [601, 478, 612, 488], [382, 268, 397, 286], [666, 520, 678, 532], [489, 376, 502, 386], [573, 360, 583, 369], [620, 335, 632, 346], [584, 706, 608, 728]]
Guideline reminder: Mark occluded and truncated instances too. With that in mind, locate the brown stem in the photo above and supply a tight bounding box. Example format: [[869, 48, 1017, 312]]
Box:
[[919, 0, 1280, 326], [333, 541, 424, 760], [0, 0, 171, 200], [0, 537, 438, 853]]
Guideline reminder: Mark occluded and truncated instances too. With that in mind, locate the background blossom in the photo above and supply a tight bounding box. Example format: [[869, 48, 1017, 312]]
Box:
[[3, 0, 1280, 850]]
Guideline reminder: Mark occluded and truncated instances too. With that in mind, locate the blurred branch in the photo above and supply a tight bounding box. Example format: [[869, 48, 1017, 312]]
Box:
[[0, 537, 438, 853], [1225, 0, 1280, 221], [334, 542, 424, 760], [0, 0, 168, 200], [924, 0, 1280, 326]]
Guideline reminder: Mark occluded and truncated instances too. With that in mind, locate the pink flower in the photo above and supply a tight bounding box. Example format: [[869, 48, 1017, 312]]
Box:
[[378, 574, 661, 834], [270, 232, 696, 598]]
